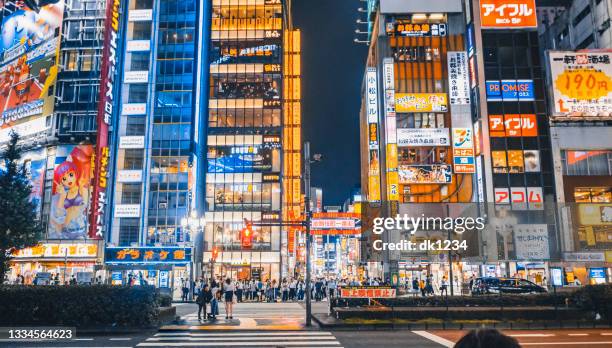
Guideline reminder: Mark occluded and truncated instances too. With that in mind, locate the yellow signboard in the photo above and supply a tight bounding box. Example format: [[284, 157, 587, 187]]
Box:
[[395, 93, 448, 113], [578, 204, 612, 226]]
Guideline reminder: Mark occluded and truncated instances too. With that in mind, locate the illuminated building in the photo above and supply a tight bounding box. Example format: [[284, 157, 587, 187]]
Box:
[[2, 0, 104, 284], [104, 0, 209, 294], [359, 1, 479, 285], [203, 0, 301, 282]]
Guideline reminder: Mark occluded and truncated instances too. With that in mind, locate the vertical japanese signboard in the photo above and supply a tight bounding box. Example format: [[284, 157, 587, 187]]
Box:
[[90, 0, 122, 239], [366, 68, 381, 203], [448, 51, 475, 174], [447, 52, 471, 105], [548, 51, 612, 115], [382, 58, 399, 202]]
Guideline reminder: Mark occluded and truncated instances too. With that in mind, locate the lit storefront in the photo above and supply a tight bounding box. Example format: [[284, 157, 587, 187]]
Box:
[[8, 243, 102, 285], [105, 247, 192, 298], [205, 0, 301, 281]]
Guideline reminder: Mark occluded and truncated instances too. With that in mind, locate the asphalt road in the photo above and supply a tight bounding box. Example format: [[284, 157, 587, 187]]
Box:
[[2, 303, 610, 348]]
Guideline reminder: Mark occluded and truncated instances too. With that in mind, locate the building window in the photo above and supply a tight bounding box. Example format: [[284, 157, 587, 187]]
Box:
[[128, 84, 148, 103], [129, 52, 150, 71], [574, 187, 612, 203], [121, 183, 142, 204], [134, 0, 152, 9], [562, 150, 612, 176], [119, 218, 140, 246], [130, 22, 152, 40], [124, 149, 144, 169]]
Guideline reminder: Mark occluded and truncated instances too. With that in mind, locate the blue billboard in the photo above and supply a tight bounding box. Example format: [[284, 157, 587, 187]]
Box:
[[486, 80, 535, 101]]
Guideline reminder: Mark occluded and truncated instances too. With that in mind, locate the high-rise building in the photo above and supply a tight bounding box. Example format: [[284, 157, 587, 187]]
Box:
[[104, 0, 210, 294], [537, 0, 612, 277], [202, 0, 301, 282], [2, 0, 105, 284]]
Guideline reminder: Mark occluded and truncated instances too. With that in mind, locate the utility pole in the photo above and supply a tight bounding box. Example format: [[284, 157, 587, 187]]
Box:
[[304, 141, 312, 327]]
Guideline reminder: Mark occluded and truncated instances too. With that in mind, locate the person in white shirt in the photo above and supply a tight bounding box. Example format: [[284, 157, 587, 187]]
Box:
[[223, 278, 235, 319]]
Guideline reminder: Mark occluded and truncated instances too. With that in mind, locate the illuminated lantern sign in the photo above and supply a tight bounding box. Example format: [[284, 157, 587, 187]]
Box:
[[480, 0, 538, 29], [90, 0, 123, 239], [310, 212, 361, 236], [105, 247, 191, 264]]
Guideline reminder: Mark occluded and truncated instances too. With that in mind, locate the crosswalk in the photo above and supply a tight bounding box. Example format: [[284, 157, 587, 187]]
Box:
[[136, 330, 344, 347]]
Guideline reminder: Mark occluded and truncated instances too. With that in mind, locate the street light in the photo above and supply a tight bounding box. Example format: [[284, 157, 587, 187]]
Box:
[[304, 142, 322, 327], [181, 210, 205, 300]]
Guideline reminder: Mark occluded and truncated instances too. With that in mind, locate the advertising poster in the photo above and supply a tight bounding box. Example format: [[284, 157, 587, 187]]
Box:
[[479, 0, 538, 29], [207, 145, 275, 173], [489, 114, 538, 137], [486, 80, 535, 101], [23, 149, 47, 218], [514, 224, 550, 260], [0, 0, 64, 143], [398, 164, 452, 184], [451, 128, 475, 173], [507, 150, 524, 173], [48, 145, 94, 240], [524, 150, 540, 172], [492, 151, 508, 173], [396, 128, 450, 147], [548, 51, 612, 115], [395, 93, 448, 113]]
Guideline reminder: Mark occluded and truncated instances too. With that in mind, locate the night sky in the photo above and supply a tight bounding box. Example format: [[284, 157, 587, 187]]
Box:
[[292, 0, 368, 205]]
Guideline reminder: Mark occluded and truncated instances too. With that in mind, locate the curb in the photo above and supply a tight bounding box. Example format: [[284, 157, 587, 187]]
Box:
[[312, 314, 612, 331]]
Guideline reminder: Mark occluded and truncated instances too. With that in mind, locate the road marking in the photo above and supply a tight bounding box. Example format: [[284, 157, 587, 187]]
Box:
[[412, 331, 454, 348], [148, 336, 336, 341], [138, 342, 341, 347], [522, 342, 612, 346], [509, 334, 555, 337], [73, 338, 94, 341], [568, 333, 589, 336], [601, 333, 612, 336], [155, 332, 333, 337], [109, 337, 132, 340]]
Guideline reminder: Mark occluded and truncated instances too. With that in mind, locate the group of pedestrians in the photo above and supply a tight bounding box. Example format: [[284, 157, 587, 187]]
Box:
[[193, 278, 237, 321], [408, 275, 450, 296]]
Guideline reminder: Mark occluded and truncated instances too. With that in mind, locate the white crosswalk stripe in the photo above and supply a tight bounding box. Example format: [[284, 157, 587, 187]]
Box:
[[137, 330, 343, 347]]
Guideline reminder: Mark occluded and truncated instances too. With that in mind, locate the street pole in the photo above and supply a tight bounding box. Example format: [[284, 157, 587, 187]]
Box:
[[304, 142, 312, 327], [446, 204, 454, 296]]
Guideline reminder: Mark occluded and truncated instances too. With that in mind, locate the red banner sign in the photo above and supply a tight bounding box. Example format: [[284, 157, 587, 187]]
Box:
[[90, 0, 122, 239], [339, 287, 396, 298]]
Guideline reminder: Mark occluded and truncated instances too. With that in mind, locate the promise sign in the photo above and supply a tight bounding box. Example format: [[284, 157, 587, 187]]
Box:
[[90, 0, 122, 239]]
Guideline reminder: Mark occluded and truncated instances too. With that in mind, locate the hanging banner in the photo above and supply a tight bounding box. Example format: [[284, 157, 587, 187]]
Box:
[[90, 0, 123, 239]]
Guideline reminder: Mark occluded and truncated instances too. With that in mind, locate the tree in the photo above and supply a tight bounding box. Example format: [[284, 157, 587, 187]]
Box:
[[0, 132, 44, 282]]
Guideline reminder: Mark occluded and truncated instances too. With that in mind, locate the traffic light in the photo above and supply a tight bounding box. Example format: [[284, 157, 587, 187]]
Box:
[[241, 219, 254, 249], [211, 246, 219, 261]]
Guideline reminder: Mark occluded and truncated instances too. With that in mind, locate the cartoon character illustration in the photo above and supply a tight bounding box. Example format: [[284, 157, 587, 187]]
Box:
[[49, 145, 92, 239]]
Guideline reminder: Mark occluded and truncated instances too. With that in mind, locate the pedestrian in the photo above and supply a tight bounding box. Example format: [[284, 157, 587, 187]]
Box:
[[454, 329, 520, 348], [70, 275, 77, 285], [328, 278, 337, 299], [440, 276, 449, 296], [223, 278, 235, 319], [297, 279, 305, 301], [197, 284, 212, 321], [281, 278, 289, 302], [210, 282, 220, 320], [181, 279, 189, 302], [289, 278, 297, 301], [236, 280, 243, 303], [412, 278, 419, 296], [426, 275, 434, 295], [419, 278, 426, 297]]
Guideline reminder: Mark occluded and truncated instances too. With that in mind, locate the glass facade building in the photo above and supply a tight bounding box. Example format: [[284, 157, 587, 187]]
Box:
[[203, 0, 301, 282], [106, 0, 208, 295]]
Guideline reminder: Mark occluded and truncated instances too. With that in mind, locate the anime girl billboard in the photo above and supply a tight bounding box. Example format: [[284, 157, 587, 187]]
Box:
[[48, 144, 93, 239]]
